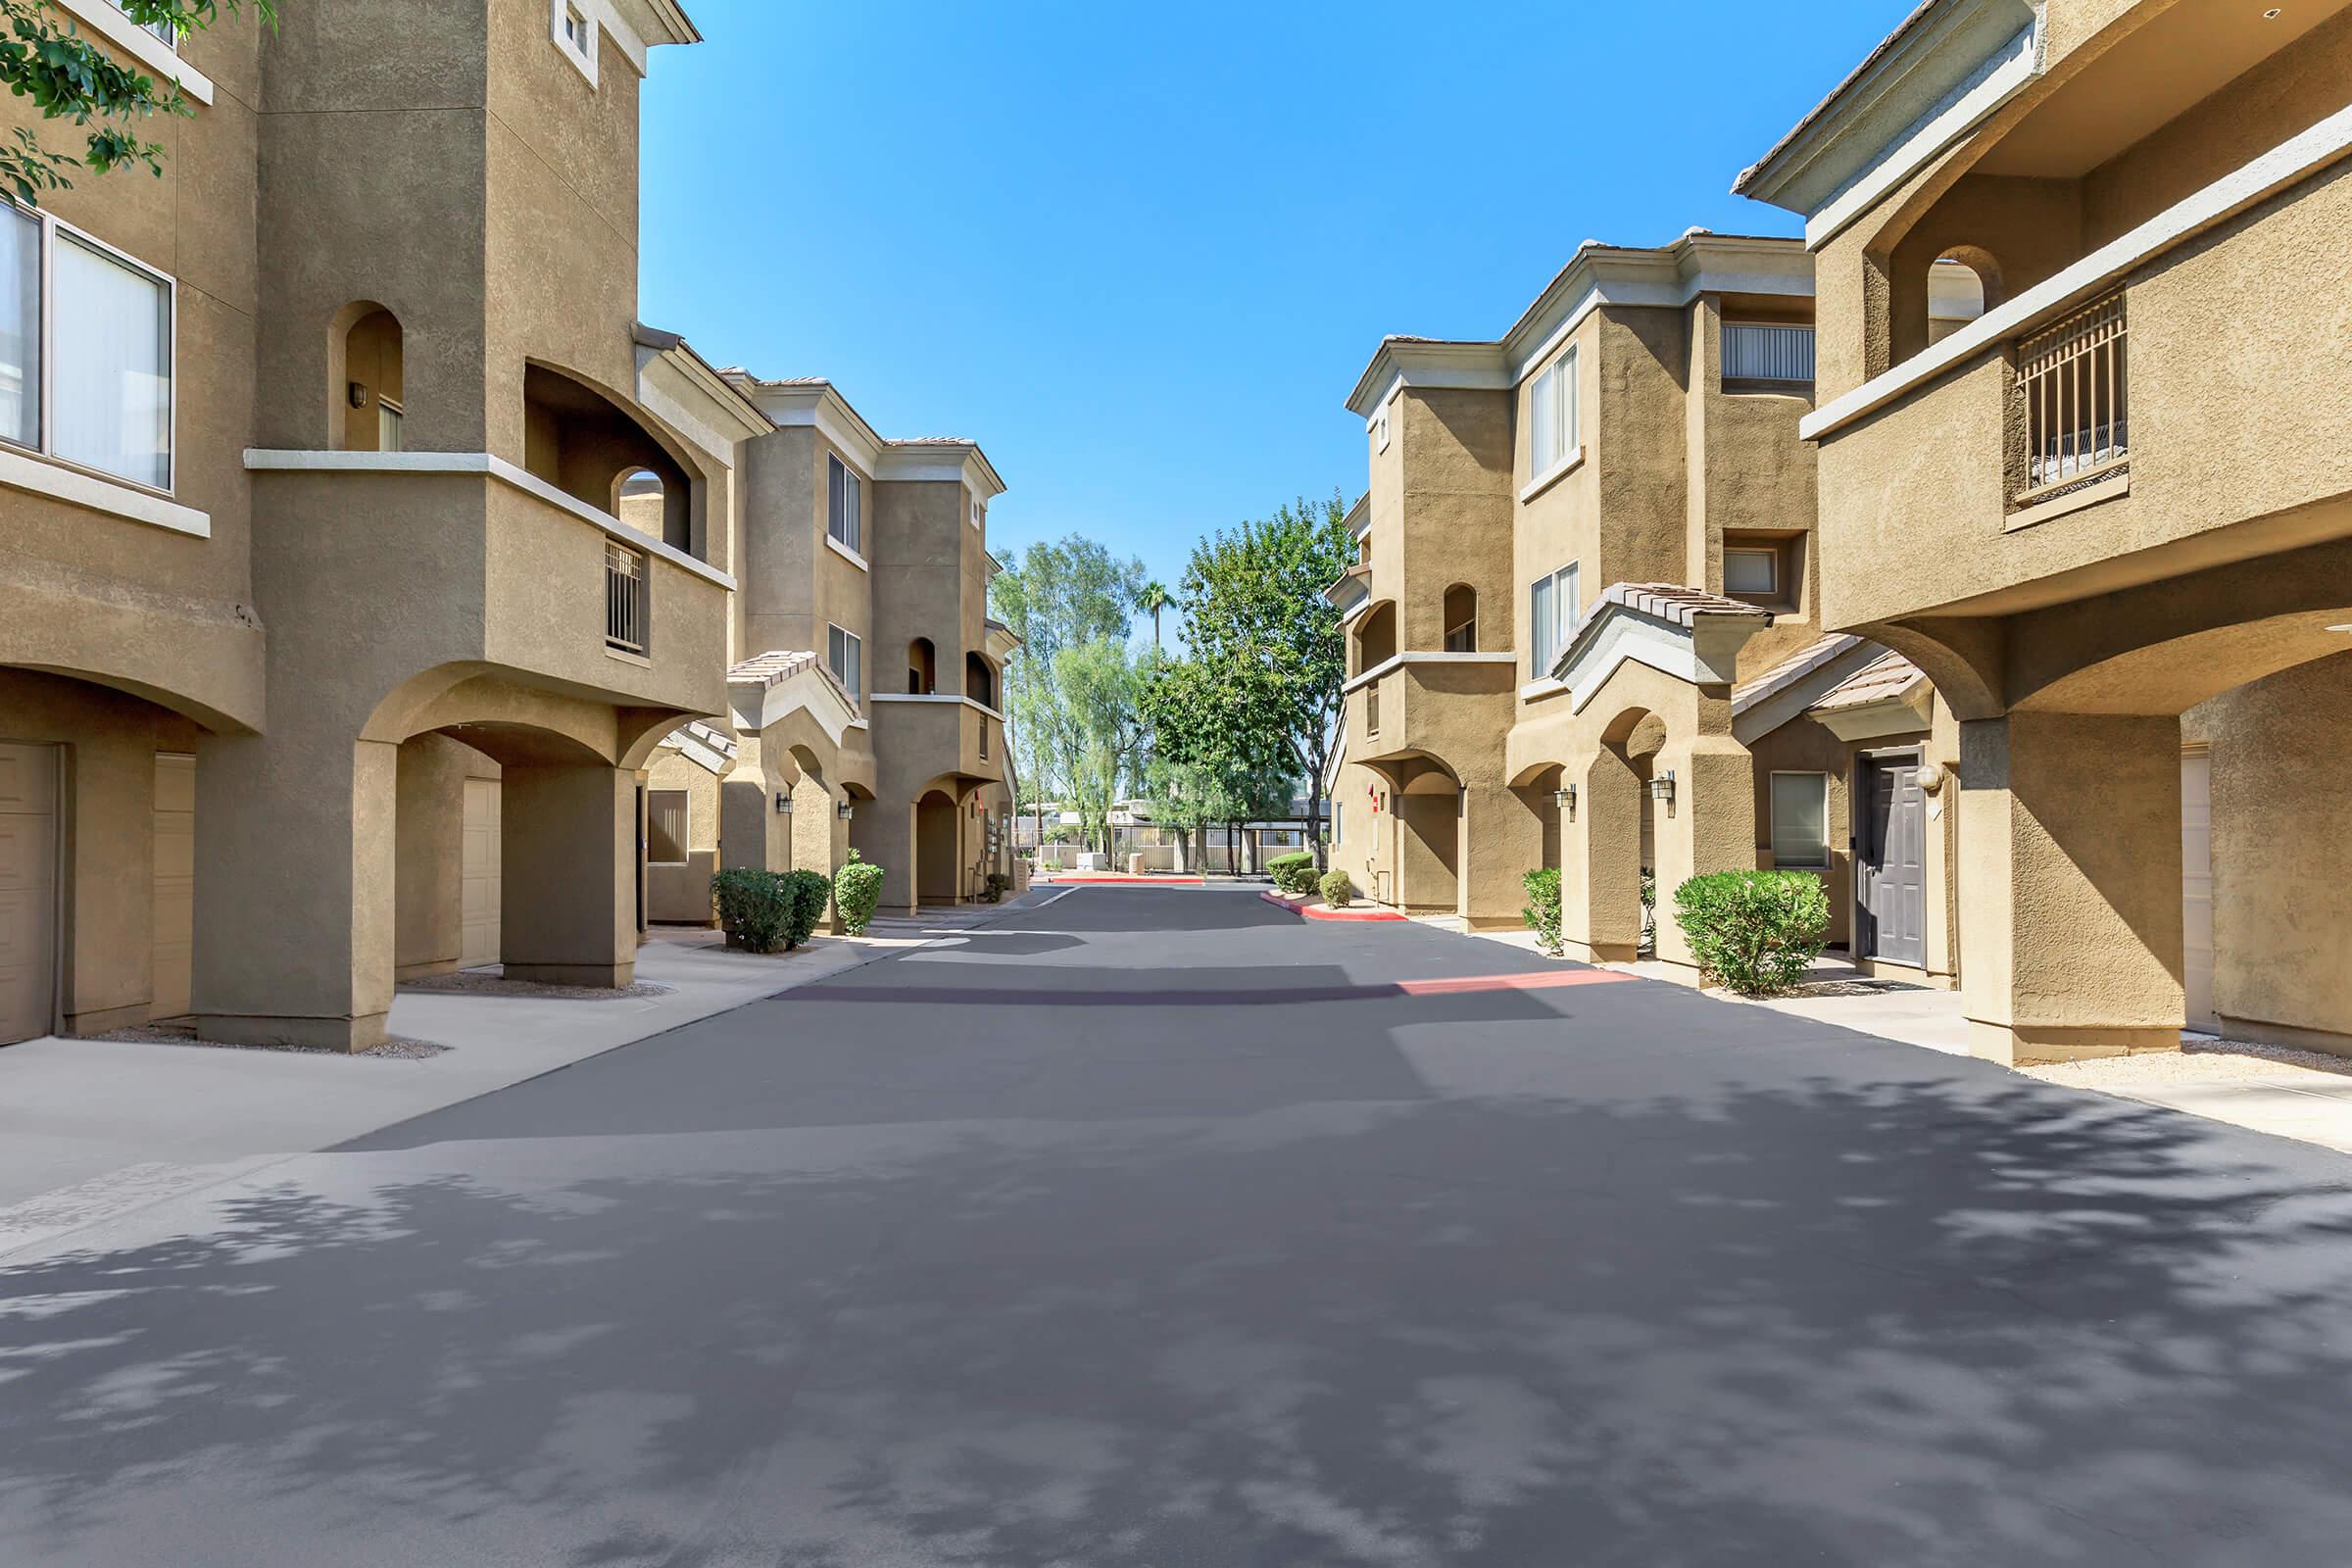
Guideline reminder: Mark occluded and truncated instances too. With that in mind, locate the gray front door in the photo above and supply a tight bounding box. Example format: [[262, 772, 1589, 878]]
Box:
[[1855, 752, 1926, 968]]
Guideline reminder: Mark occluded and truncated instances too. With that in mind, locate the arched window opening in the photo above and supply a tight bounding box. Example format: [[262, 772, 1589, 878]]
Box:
[[965, 651, 994, 709], [614, 468, 664, 541], [521, 363, 695, 554], [909, 637, 937, 695], [340, 307, 403, 452], [1928, 252, 1996, 346], [1443, 584, 1478, 654], [1356, 602, 1396, 673]]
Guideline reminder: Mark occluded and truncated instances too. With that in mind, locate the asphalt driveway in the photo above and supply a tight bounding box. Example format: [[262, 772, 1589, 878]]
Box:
[[5, 886, 2352, 1565]]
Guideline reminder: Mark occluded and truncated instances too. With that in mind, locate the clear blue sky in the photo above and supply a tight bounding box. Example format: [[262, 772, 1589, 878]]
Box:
[[637, 0, 1909, 596]]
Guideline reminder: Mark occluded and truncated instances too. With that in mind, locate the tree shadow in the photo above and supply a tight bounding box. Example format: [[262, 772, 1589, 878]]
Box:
[[5, 1061, 2352, 1563]]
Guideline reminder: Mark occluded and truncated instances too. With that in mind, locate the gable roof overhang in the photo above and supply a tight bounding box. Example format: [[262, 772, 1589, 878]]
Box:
[[1731, 0, 2041, 246], [1552, 583, 1776, 714], [1808, 651, 1937, 742], [1729, 633, 1875, 745], [727, 649, 862, 747]]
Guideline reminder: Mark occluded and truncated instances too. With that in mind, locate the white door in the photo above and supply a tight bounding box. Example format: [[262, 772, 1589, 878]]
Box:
[[151, 753, 195, 1019], [462, 778, 502, 969], [2181, 750, 2215, 1032], [0, 743, 58, 1046]]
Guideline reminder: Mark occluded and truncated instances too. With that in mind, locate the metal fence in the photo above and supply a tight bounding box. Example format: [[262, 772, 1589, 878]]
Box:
[[2019, 292, 2129, 498], [605, 540, 647, 655]]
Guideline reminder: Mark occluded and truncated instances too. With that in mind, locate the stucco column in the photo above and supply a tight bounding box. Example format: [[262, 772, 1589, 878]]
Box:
[[718, 728, 786, 872], [500, 761, 637, 988], [1562, 746, 1643, 963], [193, 733, 397, 1052], [1460, 781, 1545, 929], [1958, 712, 2183, 1065], [393, 735, 473, 979], [1649, 736, 1757, 983], [789, 772, 835, 876], [852, 801, 915, 915]]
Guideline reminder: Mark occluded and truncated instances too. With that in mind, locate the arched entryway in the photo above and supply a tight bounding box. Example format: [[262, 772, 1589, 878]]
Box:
[[914, 786, 960, 907], [1394, 760, 1462, 915]]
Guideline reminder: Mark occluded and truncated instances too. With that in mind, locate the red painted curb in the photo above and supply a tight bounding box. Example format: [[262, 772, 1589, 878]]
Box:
[[1259, 890, 1407, 922]]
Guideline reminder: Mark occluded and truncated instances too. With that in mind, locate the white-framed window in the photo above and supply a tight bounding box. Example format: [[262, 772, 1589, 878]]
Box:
[[1528, 344, 1578, 476], [0, 205, 175, 491], [1725, 545, 1780, 598], [104, 0, 175, 44], [826, 453, 863, 554], [376, 397, 405, 454], [1374, 403, 1391, 453], [647, 788, 690, 866], [552, 0, 597, 81], [827, 622, 862, 700], [969, 496, 983, 530], [1723, 321, 1816, 385], [1527, 561, 1580, 678], [1769, 772, 1830, 869]]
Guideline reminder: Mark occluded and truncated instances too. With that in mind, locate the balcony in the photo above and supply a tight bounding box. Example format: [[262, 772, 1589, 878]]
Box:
[[1804, 144, 2352, 632], [1346, 652, 1518, 769], [866, 694, 1004, 790], [242, 450, 732, 718]]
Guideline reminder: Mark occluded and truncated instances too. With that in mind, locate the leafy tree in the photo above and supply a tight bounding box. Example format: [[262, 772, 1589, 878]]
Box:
[[1054, 636, 1145, 857], [990, 535, 1146, 851], [0, 0, 275, 207], [1171, 492, 1355, 867]]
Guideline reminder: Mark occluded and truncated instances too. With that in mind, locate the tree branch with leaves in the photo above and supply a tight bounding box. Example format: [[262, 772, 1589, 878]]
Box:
[[0, 0, 275, 208]]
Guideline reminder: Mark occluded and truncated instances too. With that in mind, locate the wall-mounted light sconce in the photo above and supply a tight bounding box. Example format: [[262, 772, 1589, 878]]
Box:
[[836, 802, 856, 821], [347, 380, 369, 409], [1914, 761, 1948, 794], [774, 791, 794, 814], [1553, 784, 1577, 821], [1648, 769, 1677, 815]]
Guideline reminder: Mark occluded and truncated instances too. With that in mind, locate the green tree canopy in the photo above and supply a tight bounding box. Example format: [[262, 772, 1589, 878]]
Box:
[[0, 0, 275, 207]]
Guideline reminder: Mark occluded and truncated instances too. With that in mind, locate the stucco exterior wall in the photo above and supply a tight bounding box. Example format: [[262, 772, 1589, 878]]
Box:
[[2198, 654, 2352, 1048], [644, 749, 720, 926]]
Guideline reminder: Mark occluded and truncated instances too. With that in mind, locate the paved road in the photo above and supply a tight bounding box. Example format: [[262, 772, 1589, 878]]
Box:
[[7, 887, 2352, 1565]]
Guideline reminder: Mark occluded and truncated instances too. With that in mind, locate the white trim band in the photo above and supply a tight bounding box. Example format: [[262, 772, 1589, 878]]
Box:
[[0, 444, 209, 537], [56, 0, 214, 105], [1342, 650, 1520, 695], [867, 693, 1006, 722], [241, 449, 737, 590]]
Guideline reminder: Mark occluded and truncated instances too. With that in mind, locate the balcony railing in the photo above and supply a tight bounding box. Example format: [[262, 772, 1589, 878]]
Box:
[[980, 715, 990, 760], [605, 540, 647, 654], [1723, 321, 1816, 386], [2017, 293, 2129, 502], [1366, 685, 1381, 736]]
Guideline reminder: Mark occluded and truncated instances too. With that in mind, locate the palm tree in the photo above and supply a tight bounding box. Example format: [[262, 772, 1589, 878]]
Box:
[[1138, 581, 1171, 650]]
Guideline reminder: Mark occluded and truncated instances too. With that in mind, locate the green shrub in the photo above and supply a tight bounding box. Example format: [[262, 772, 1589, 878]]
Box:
[[710, 869, 796, 954], [982, 871, 1012, 904], [1268, 851, 1317, 895], [1671, 869, 1830, 996], [1319, 868, 1352, 907], [834, 849, 885, 935], [1522, 866, 1563, 956], [782, 868, 831, 949]]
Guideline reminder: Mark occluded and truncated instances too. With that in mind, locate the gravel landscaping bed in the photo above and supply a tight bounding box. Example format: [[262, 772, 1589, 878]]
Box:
[[97, 1024, 452, 1059], [2026, 1034, 2352, 1088], [398, 970, 675, 1002]]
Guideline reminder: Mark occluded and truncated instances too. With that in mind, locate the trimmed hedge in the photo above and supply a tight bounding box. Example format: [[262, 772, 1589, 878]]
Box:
[[1671, 869, 1830, 996], [1319, 868, 1352, 907], [1268, 851, 1318, 895], [834, 850, 885, 935], [711, 868, 831, 954], [1522, 866, 1563, 956]]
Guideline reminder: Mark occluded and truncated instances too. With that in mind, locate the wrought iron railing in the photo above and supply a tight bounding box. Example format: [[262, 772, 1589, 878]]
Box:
[[1366, 685, 1381, 735], [2018, 293, 2129, 500], [605, 540, 646, 654]]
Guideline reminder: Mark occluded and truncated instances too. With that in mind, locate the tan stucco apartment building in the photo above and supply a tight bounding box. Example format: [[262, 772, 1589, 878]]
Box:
[[1737, 0, 2352, 1062], [0, 0, 762, 1052], [641, 374, 1017, 921], [1328, 232, 1964, 987]]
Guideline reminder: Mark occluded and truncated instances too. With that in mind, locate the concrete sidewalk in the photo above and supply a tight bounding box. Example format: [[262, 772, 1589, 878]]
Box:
[[0, 902, 1046, 1261]]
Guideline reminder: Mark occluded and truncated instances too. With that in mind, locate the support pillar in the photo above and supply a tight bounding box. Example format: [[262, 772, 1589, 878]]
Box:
[[193, 732, 397, 1052], [1958, 712, 2183, 1064], [718, 728, 787, 873], [1561, 745, 1642, 963], [501, 761, 637, 988], [1648, 735, 1758, 983], [392, 735, 473, 979], [1459, 780, 1545, 929]]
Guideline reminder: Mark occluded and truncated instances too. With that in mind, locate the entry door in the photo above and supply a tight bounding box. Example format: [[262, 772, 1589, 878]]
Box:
[[151, 753, 195, 1019], [0, 744, 58, 1045], [1855, 752, 1926, 967], [2181, 749, 2215, 1031], [461, 778, 502, 969]]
